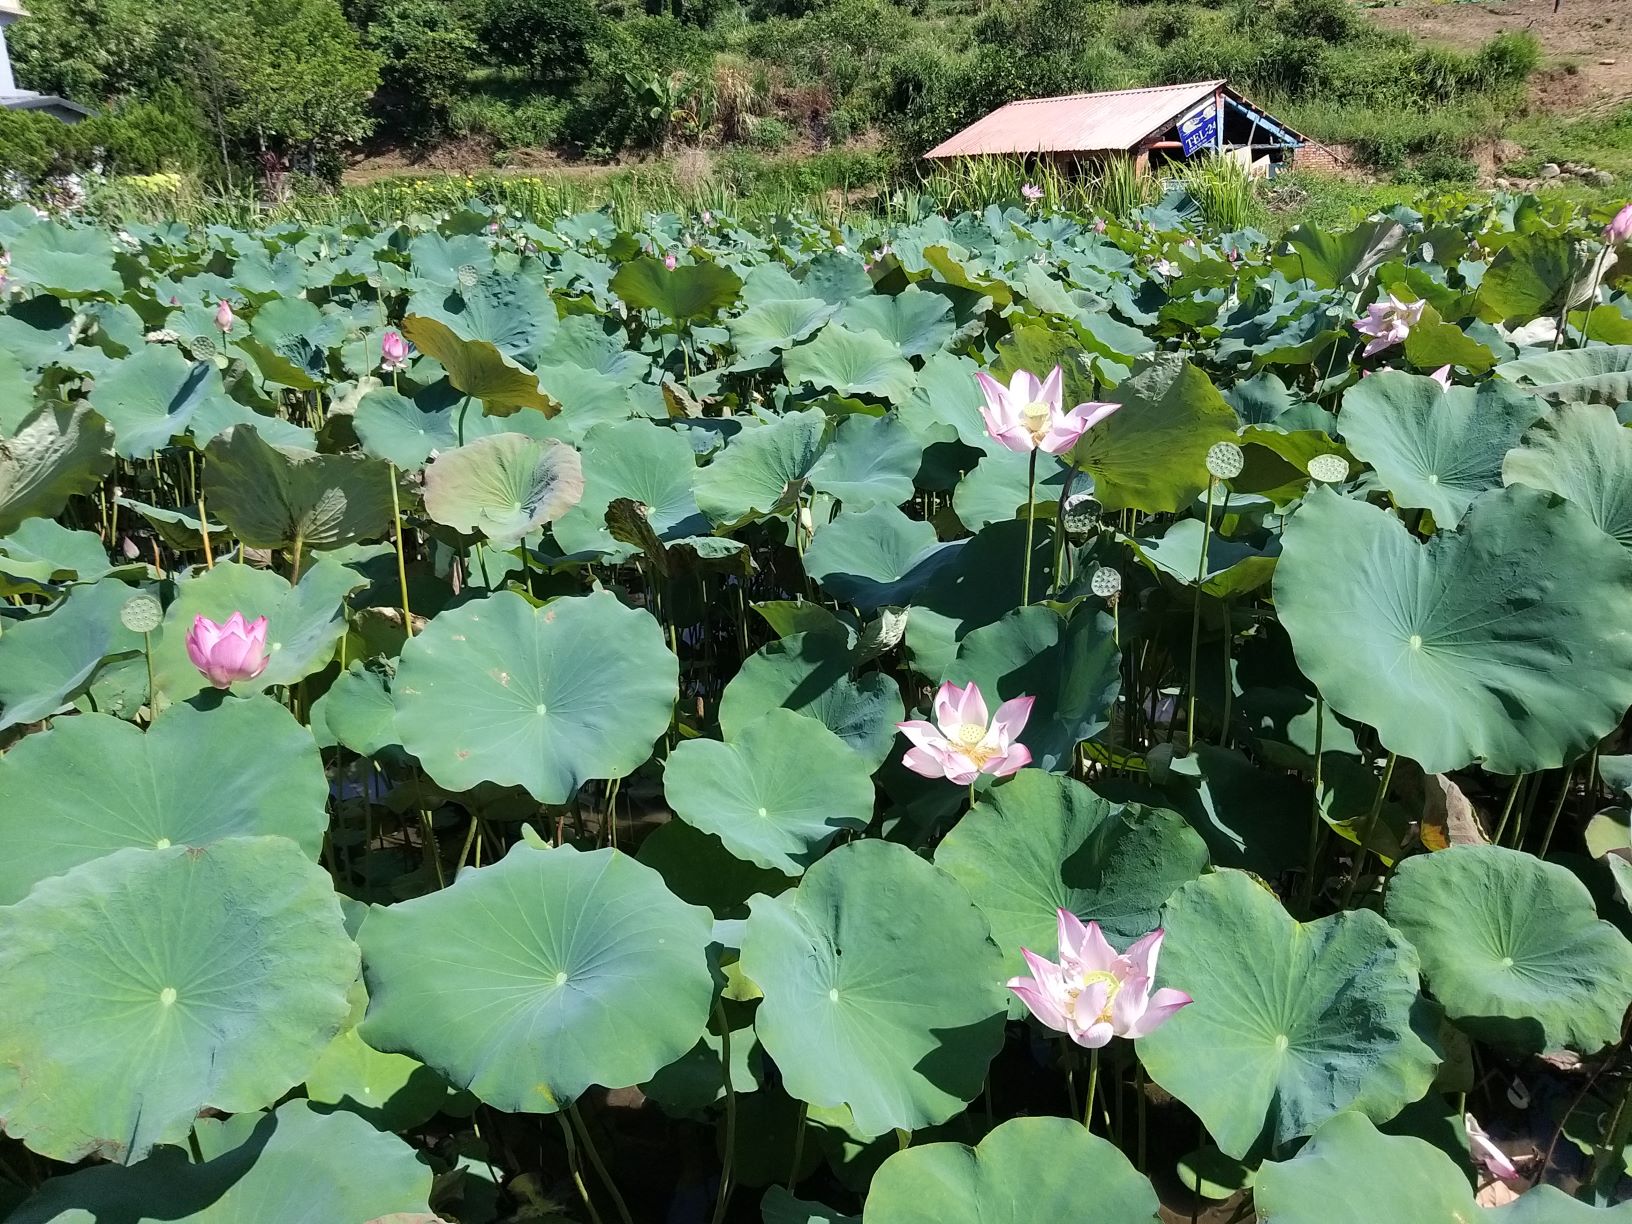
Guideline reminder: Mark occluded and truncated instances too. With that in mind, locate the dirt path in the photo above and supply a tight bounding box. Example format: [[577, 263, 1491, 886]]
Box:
[[1370, 0, 1632, 113]]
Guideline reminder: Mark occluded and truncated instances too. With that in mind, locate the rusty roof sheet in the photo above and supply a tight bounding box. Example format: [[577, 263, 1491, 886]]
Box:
[[925, 81, 1226, 159]]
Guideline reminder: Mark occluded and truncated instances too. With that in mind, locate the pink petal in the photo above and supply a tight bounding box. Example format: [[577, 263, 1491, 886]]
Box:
[[1038, 366, 1064, 414], [1056, 908, 1092, 962], [1110, 972, 1152, 1035], [953, 681, 990, 731], [973, 370, 1011, 414], [1038, 415, 1090, 456], [940, 752, 982, 786], [932, 682, 967, 734], [1008, 977, 1069, 1033], [1071, 1019, 1115, 1049], [902, 744, 953, 780], [1075, 920, 1120, 974], [896, 719, 949, 752], [984, 742, 1031, 777], [989, 695, 1035, 742], [988, 424, 1038, 454], [1122, 988, 1192, 1038], [1124, 928, 1166, 981], [1007, 368, 1043, 406]]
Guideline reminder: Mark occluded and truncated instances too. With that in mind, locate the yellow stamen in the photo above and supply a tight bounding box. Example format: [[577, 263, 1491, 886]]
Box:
[[953, 722, 998, 768], [1020, 400, 1052, 442]]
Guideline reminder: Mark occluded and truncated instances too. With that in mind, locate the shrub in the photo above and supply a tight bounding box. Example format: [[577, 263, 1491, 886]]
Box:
[[367, 0, 481, 138], [749, 115, 794, 151], [476, 0, 603, 81]]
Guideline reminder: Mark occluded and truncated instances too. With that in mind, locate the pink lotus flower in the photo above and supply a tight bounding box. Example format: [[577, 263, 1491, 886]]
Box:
[[1092, 218, 1107, 234], [974, 366, 1120, 456], [664, 252, 678, 271], [1007, 909, 1192, 1049], [897, 680, 1032, 784], [1465, 1113, 1524, 1186], [381, 328, 410, 372], [1022, 183, 1044, 202], [1430, 364, 1453, 390], [1354, 294, 1425, 357], [186, 612, 269, 689], [214, 299, 235, 334], [1605, 203, 1632, 245]]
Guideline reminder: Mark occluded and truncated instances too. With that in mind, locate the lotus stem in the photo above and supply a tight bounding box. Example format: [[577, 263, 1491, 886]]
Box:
[[1061, 1037, 1079, 1121], [787, 1100, 808, 1191], [1083, 1045, 1100, 1132], [1340, 751, 1397, 908], [1136, 1062, 1148, 1171], [557, 1111, 605, 1224], [142, 631, 157, 722], [568, 1102, 633, 1224], [290, 531, 304, 586], [1301, 694, 1326, 916], [197, 491, 214, 569], [711, 1000, 737, 1224], [1494, 773, 1526, 845], [1184, 479, 1216, 752], [1021, 448, 1038, 605], [389, 465, 414, 638]]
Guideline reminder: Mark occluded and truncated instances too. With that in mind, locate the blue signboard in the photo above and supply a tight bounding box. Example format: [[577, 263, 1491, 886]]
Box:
[[1179, 100, 1218, 157]]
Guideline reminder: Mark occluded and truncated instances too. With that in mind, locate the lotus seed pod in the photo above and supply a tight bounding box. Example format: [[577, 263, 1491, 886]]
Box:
[[1206, 441, 1245, 480], [1090, 567, 1122, 598], [120, 593, 163, 634], [189, 334, 217, 358], [1061, 491, 1100, 536], [457, 263, 480, 288], [1308, 454, 1350, 484]]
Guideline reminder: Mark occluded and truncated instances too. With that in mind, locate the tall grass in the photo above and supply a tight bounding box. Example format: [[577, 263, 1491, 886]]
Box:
[[916, 154, 1157, 220]]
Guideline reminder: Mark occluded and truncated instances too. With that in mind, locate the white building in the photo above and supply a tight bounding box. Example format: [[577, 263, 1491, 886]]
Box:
[[0, 1, 89, 122]]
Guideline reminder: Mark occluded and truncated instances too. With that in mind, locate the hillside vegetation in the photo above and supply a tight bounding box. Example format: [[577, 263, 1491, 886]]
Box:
[[2, 0, 1547, 195]]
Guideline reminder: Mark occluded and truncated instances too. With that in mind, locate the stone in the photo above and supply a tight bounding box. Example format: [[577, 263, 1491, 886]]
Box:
[[1593, 170, 1616, 188], [1540, 163, 1562, 180]]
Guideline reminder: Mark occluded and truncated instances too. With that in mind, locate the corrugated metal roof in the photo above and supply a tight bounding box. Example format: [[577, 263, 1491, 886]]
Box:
[[925, 80, 1226, 159]]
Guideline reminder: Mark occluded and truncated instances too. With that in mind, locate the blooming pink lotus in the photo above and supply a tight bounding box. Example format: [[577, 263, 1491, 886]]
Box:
[[1354, 294, 1425, 357], [974, 366, 1120, 456], [186, 612, 270, 689], [214, 299, 235, 334], [897, 681, 1032, 784], [1465, 1113, 1524, 1186], [1008, 909, 1192, 1049], [381, 328, 410, 372], [1605, 203, 1632, 245], [1022, 183, 1044, 202]]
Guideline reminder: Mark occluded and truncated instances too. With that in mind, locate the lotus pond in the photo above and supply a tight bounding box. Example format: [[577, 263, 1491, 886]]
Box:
[[6, 191, 1632, 1222]]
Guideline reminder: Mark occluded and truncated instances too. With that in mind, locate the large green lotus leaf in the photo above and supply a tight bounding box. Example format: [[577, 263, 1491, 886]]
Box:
[[899, 350, 991, 451], [7, 1099, 433, 1223], [802, 503, 958, 614], [0, 837, 357, 1163], [1386, 845, 1632, 1053], [642, 1013, 761, 1112], [1496, 346, 1632, 405], [410, 270, 557, 359], [552, 419, 705, 556], [187, 392, 317, 450], [727, 297, 838, 359], [611, 256, 742, 321], [311, 660, 399, 756], [1338, 372, 1546, 523], [1403, 303, 1499, 375], [943, 606, 1119, 772], [1068, 354, 1238, 513], [904, 519, 1056, 678], [0, 404, 116, 536], [87, 345, 230, 460], [1137, 870, 1440, 1159], [696, 409, 828, 526], [406, 230, 494, 287], [359, 842, 713, 1111], [151, 557, 366, 703], [5, 220, 122, 297], [422, 433, 583, 545], [1276, 487, 1632, 774], [401, 314, 557, 416], [741, 840, 1007, 1136], [807, 412, 922, 510], [861, 1116, 1159, 1224], [393, 590, 676, 803], [936, 769, 1208, 983], [243, 297, 346, 389], [1132, 517, 1280, 598], [838, 286, 955, 359], [950, 447, 1073, 533], [0, 578, 138, 731], [0, 696, 325, 904], [304, 983, 451, 1132], [352, 387, 460, 469], [783, 324, 917, 403], [663, 707, 874, 875], [719, 631, 903, 772], [0, 517, 128, 591], [1490, 1187, 1632, 1222], [636, 816, 791, 918], [1504, 402, 1632, 554], [1478, 232, 1577, 327], [1271, 219, 1408, 289], [763, 1186, 859, 1224], [203, 425, 396, 550], [1253, 1112, 1477, 1224]]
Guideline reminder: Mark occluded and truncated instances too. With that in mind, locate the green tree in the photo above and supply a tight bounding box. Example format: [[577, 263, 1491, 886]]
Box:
[[367, 1, 479, 138], [477, 0, 603, 82]]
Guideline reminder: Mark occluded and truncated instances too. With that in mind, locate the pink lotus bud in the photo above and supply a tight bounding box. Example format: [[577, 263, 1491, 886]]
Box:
[[1605, 203, 1632, 245], [664, 252, 678, 271], [381, 328, 410, 371], [185, 612, 269, 689], [119, 536, 140, 560], [214, 299, 234, 334]]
